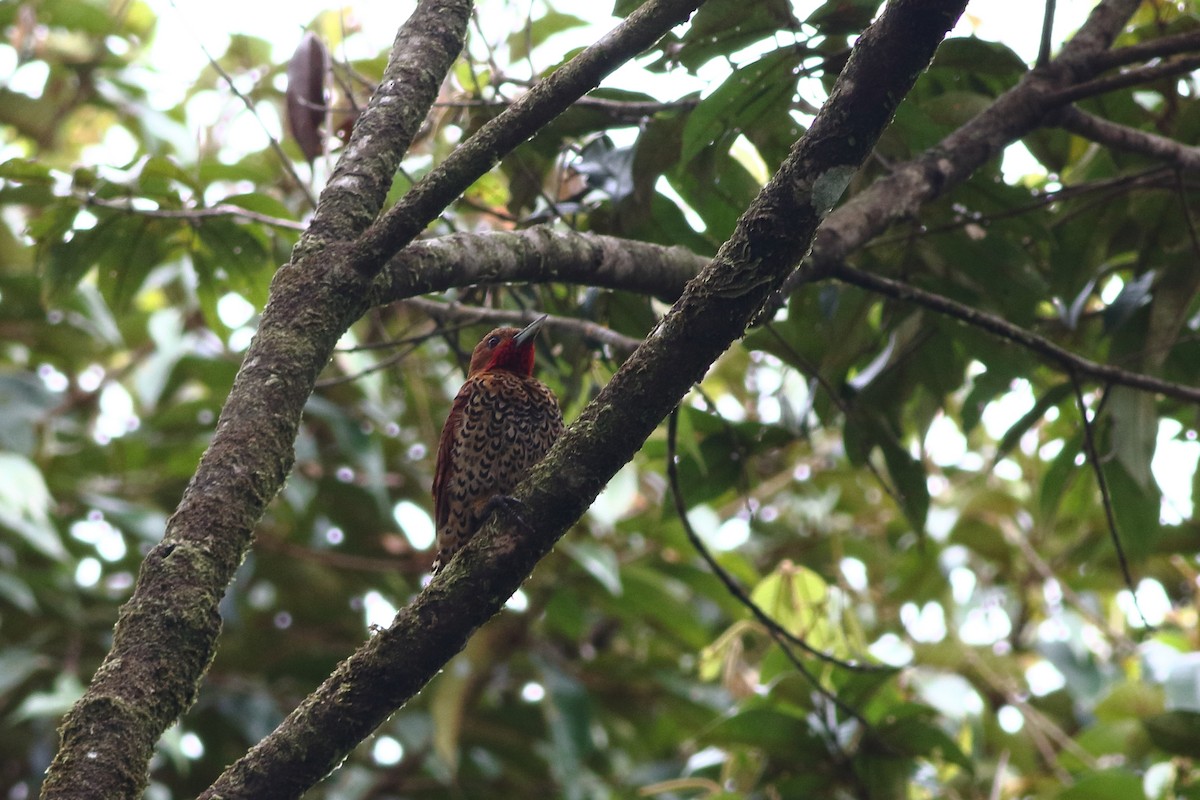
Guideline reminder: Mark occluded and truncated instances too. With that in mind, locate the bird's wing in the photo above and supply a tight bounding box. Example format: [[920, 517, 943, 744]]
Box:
[[432, 380, 474, 530]]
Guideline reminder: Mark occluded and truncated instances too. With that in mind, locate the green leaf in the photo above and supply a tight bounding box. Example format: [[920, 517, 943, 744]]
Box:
[[507, 11, 587, 62], [1055, 768, 1146, 800], [681, 49, 800, 166], [672, 0, 797, 71], [879, 434, 929, 532], [221, 192, 300, 224], [872, 706, 973, 773], [750, 563, 833, 647], [1103, 458, 1161, 560], [560, 540, 622, 595], [12, 672, 85, 722], [1107, 386, 1156, 490], [1145, 710, 1200, 758], [0, 570, 37, 612], [703, 706, 822, 758], [0, 373, 54, 455], [929, 37, 1026, 84], [805, 0, 877, 35], [0, 157, 55, 184], [42, 214, 176, 308], [430, 657, 470, 771], [135, 154, 199, 197], [0, 649, 45, 695], [992, 382, 1071, 466], [1039, 431, 1082, 520], [0, 453, 66, 561], [196, 218, 270, 291]]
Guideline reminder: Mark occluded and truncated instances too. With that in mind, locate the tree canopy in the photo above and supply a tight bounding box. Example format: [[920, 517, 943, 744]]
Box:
[[2, 0, 1200, 798]]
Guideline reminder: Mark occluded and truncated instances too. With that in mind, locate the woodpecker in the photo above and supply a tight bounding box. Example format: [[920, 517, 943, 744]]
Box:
[[431, 315, 563, 573]]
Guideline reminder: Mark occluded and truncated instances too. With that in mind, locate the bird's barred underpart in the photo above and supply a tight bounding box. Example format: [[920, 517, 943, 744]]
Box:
[[431, 317, 564, 573]]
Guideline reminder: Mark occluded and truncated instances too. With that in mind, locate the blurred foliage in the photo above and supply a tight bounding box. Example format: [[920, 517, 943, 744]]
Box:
[[2, 0, 1200, 798]]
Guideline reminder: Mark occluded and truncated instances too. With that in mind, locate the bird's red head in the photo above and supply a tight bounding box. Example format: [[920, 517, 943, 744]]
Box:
[[467, 315, 547, 376]]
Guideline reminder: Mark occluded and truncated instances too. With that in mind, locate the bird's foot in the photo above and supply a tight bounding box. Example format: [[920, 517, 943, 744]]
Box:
[[484, 494, 535, 535]]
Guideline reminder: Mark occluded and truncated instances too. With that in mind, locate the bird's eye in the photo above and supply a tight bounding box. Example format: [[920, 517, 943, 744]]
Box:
[[487, 336, 501, 348]]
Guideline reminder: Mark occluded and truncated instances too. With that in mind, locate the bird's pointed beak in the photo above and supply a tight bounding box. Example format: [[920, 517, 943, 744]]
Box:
[[513, 314, 548, 346]]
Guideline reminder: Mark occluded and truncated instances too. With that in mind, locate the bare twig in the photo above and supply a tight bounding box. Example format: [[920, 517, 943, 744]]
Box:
[[827, 263, 1200, 406], [83, 197, 306, 231], [1088, 28, 1200, 71], [1048, 54, 1200, 106], [404, 297, 643, 355], [166, 0, 317, 208], [259, 531, 431, 575], [962, 650, 1094, 782], [1068, 376, 1149, 628], [1037, 0, 1056, 67], [667, 410, 885, 724], [999, 518, 1136, 655]]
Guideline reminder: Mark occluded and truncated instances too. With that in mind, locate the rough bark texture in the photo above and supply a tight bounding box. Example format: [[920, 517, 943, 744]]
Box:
[[196, 1, 966, 797], [38, 2, 474, 798], [369, 227, 706, 304]]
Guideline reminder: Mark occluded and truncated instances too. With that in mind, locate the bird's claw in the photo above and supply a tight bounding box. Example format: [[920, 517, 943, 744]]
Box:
[[484, 494, 534, 535]]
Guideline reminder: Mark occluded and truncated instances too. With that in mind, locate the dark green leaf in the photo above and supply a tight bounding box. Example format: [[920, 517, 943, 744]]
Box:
[[681, 49, 800, 166]]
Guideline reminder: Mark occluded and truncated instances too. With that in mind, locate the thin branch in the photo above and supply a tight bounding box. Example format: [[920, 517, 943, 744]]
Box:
[[1088, 28, 1200, 71], [369, 227, 704, 306], [999, 518, 1136, 656], [319, 299, 642, 386], [666, 410, 890, 675], [405, 297, 643, 355], [1069, 376, 1149, 628], [962, 650, 1095, 781], [317, 335, 427, 387], [1056, 105, 1200, 171], [827, 262, 1200, 406], [1037, 0, 1056, 67], [1047, 54, 1200, 107], [368, 225, 1200, 408], [83, 197, 307, 231], [166, 0, 317, 209], [667, 411, 877, 728], [863, 167, 1178, 248], [258, 532, 431, 576]]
